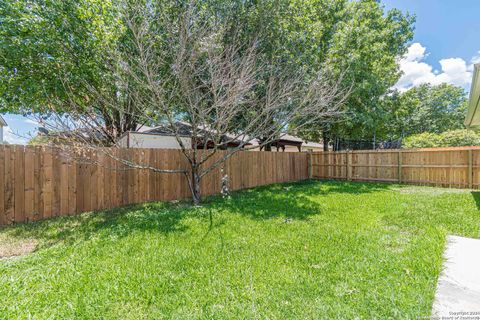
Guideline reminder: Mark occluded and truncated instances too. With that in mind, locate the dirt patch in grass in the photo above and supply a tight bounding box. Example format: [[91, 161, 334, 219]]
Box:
[[0, 235, 38, 260]]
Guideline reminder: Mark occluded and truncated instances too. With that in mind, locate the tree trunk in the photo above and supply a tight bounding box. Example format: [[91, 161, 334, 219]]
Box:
[[190, 167, 202, 205], [333, 137, 339, 151], [322, 131, 329, 151]]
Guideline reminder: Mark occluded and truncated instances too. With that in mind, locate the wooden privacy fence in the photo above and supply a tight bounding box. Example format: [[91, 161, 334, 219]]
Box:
[[311, 147, 480, 189], [4, 145, 479, 226], [0, 145, 308, 226]]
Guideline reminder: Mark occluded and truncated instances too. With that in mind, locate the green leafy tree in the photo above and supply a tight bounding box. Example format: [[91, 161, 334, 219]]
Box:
[[404, 130, 480, 149], [382, 84, 468, 140], [275, 0, 415, 148], [1, 0, 413, 146], [26, 1, 346, 204], [0, 0, 144, 140]]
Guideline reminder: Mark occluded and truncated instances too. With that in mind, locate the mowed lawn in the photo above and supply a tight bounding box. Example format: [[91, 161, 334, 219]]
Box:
[[1, 181, 480, 319]]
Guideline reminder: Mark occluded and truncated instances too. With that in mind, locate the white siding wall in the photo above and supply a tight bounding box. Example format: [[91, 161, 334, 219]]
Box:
[[117, 133, 192, 149], [0, 126, 3, 143]]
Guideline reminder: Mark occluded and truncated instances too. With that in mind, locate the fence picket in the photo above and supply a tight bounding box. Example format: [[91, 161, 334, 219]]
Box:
[[4, 146, 15, 224], [24, 147, 35, 222]]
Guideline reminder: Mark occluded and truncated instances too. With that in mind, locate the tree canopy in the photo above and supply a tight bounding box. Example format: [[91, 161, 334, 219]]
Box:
[[1, 0, 415, 143], [381, 83, 468, 140], [0, 0, 121, 112], [403, 130, 480, 149], [285, 0, 415, 145]]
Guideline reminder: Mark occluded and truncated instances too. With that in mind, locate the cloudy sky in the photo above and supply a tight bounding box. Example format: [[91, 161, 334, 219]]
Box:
[[5, 0, 480, 144], [384, 0, 480, 92]]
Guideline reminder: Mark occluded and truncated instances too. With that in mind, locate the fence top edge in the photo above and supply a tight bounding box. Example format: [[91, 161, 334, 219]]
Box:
[[312, 146, 480, 154], [0, 145, 312, 158], [7, 143, 480, 154]]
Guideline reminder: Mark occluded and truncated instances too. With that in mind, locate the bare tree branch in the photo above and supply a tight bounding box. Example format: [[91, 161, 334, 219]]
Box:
[[35, 1, 348, 204]]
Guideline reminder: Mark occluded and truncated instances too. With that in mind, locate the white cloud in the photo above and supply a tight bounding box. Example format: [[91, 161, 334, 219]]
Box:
[[404, 42, 427, 62], [394, 43, 476, 92]]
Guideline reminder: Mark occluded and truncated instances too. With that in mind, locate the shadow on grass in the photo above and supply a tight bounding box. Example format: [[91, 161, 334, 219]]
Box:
[[302, 179, 395, 196], [209, 179, 394, 221], [0, 179, 395, 250], [471, 192, 480, 210], [0, 201, 191, 250]]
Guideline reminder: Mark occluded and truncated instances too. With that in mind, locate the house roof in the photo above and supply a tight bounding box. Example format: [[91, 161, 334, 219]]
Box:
[[43, 127, 110, 143], [0, 115, 7, 127], [136, 124, 155, 132], [465, 64, 480, 129], [278, 134, 303, 143], [126, 122, 323, 149], [126, 122, 252, 146], [143, 122, 193, 137], [247, 134, 322, 148]]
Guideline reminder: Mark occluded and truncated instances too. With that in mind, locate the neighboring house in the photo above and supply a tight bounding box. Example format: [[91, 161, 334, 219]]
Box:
[[118, 122, 323, 152], [117, 122, 248, 150], [466, 63, 480, 129], [117, 123, 192, 149], [0, 115, 7, 143]]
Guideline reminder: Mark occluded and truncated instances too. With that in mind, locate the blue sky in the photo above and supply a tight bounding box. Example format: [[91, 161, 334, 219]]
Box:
[[5, 0, 480, 144], [383, 0, 480, 92], [383, 0, 480, 69]]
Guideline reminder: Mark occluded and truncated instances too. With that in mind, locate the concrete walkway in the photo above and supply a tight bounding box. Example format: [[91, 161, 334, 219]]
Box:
[[432, 236, 480, 317]]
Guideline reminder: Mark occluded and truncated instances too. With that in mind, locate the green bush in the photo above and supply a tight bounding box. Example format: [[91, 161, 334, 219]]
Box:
[[403, 130, 480, 148], [403, 132, 442, 148]]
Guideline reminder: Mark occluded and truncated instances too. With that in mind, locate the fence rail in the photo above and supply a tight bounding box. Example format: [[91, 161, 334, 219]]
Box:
[[311, 148, 480, 189], [0, 146, 308, 226]]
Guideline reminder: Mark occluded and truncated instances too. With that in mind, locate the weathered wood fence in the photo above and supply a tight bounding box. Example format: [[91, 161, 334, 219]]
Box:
[[0, 146, 308, 226], [311, 147, 480, 189]]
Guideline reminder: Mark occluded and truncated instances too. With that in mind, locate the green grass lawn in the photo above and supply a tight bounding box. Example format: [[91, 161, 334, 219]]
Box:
[[1, 181, 480, 319]]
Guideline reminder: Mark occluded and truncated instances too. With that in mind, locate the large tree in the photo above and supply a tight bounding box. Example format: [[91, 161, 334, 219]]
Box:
[[0, 0, 144, 140], [37, 1, 347, 204], [279, 0, 415, 147], [1, 0, 414, 145], [381, 83, 468, 139]]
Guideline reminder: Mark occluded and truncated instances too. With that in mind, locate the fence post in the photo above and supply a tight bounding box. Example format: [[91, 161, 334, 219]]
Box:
[[346, 151, 350, 181], [398, 150, 402, 184], [468, 149, 473, 189], [308, 150, 313, 180]]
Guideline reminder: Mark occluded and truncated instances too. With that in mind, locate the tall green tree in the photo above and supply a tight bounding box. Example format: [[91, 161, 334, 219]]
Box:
[[1, 0, 118, 107], [200, 0, 414, 148], [278, 0, 415, 148], [1, 0, 413, 144], [382, 84, 468, 139], [0, 0, 142, 139]]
